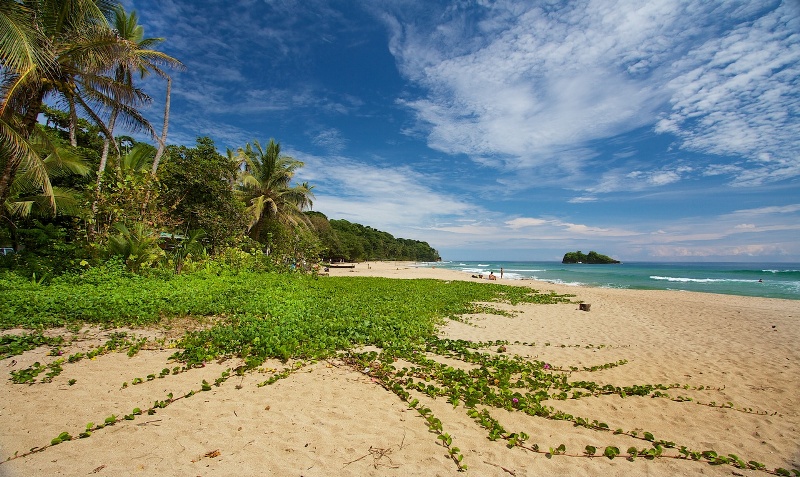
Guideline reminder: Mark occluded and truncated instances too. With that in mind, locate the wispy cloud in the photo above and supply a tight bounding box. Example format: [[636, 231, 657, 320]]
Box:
[[656, 2, 800, 186], [505, 217, 640, 237], [309, 128, 347, 154], [631, 204, 800, 252], [585, 165, 693, 194], [129, 0, 364, 124], [378, 0, 799, 189], [292, 151, 484, 237]]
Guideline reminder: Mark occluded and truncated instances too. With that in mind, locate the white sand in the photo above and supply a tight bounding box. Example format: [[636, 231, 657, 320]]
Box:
[[1, 261, 797, 476]]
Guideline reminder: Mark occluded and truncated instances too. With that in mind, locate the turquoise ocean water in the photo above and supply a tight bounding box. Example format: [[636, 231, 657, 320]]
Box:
[[415, 261, 800, 300]]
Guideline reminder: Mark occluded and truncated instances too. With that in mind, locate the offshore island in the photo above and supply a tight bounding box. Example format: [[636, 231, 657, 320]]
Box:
[[562, 250, 621, 264]]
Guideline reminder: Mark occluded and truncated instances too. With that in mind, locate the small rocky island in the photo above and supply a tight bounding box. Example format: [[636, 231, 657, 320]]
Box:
[[562, 250, 621, 264]]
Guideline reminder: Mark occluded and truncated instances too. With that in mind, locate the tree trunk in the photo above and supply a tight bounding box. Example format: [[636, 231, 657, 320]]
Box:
[[89, 108, 119, 240], [0, 212, 18, 253], [151, 76, 172, 175], [97, 108, 119, 185], [68, 96, 78, 147], [0, 151, 17, 210], [140, 76, 172, 216]]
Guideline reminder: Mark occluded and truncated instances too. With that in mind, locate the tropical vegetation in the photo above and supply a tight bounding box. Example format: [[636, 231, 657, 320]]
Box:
[[1, 4, 798, 477], [562, 251, 620, 264], [0, 0, 438, 279], [309, 213, 440, 262]]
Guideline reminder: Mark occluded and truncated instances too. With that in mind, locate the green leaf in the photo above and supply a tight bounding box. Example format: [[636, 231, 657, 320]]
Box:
[[604, 446, 620, 459]]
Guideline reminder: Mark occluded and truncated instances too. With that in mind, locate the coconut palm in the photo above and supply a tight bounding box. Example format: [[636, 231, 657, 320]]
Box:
[[238, 139, 315, 242], [0, 1, 51, 75], [4, 125, 90, 218], [151, 75, 172, 175], [0, 0, 153, 211], [98, 5, 183, 181]]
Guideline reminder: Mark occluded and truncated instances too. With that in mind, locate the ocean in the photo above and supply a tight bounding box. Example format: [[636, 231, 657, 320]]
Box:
[[415, 261, 800, 300]]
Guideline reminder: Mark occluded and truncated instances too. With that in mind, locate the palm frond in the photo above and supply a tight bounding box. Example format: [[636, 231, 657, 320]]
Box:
[[120, 142, 156, 172], [0, 1, 54, 75]]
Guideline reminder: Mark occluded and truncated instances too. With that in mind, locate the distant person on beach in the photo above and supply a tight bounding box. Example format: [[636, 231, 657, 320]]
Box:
[[488, 271, 497, 280], [500, 268, 504, 279]]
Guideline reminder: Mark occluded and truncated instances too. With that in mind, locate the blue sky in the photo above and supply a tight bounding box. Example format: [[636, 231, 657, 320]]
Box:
[[122, 0, 800, 262]]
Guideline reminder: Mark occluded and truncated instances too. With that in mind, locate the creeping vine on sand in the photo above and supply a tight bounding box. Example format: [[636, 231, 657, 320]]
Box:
[[1, 275, 797, 475], [342, 338, 798, 475]]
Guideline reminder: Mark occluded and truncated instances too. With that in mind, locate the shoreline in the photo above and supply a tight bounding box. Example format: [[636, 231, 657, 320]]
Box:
[[399, 260, 800, 301], [327, 260, 799, 305], [1, 261, 797, 476]]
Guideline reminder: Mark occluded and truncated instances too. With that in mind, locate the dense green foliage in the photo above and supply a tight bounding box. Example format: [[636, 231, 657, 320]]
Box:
[[309, 215, 440, 262], [159, 137, 247, 252], [4, 267, 796, 476], [3, 2, 432, 277], [562, 250, 620, 264], [0, 266, 566, 361]]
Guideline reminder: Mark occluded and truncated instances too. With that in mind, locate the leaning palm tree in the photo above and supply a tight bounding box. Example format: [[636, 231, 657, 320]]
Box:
[[237, 139, 315, 243], [98, 5, 183, 181], [0, 0, 153, 210]]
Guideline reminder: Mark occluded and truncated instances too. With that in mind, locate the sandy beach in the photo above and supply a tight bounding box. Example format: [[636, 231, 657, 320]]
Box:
[[1, 261, 797, 476]]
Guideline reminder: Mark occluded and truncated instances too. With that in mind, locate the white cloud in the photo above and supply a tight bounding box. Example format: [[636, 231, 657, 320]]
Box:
[[657, 1, 800, 186], [730, 203, 800, 216], [388, 1, 673, 173], [310, 128, 347, 154], [292, 151, 485, 238], [379, 0, 800, 189], [504, 216, 640, 237], [587, 165, 692, 193], [568, 196, 598, 204], [505, 218, 549, 229]]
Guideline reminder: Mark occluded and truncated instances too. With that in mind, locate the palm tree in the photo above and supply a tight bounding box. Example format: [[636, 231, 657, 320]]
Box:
[[2, 124, 90, 251], [117, 141, 157, 173], [98, 5, 183, 181], [0, 1, 50, 75], [238, 139, 315, 243], [151, 75, 172, 175], [4, 125, 90, 219], [0, 0, 153, 211], [106, 221, 162, 272]]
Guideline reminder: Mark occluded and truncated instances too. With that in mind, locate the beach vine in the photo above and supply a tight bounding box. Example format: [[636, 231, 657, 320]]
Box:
[[1, 272, 797, 475], [341, 339, 797, 475]]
